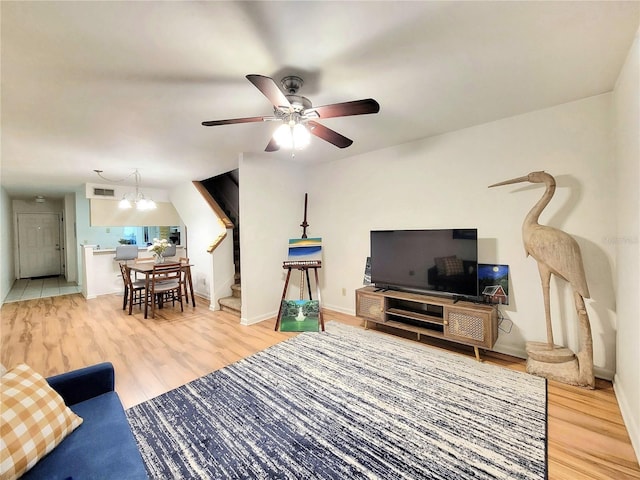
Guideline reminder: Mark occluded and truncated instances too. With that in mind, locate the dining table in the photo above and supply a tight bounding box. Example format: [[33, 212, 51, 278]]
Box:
[[128, 261, 196, 315]]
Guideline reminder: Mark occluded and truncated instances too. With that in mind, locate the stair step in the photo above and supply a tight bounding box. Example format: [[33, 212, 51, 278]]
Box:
[[231, 283, 241, 298], [219, 295, 241, 316]]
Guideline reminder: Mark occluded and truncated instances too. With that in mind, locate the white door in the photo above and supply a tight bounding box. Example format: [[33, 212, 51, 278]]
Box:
[[17, 213, 62, 278]]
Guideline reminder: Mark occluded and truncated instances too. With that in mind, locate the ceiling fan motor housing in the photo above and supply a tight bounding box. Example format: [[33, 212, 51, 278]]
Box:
[[284, 94, 312, 113], [281, 75, 303, 94]]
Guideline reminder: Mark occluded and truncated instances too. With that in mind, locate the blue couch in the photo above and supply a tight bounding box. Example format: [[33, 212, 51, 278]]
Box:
[[21, 362, 148, 479]]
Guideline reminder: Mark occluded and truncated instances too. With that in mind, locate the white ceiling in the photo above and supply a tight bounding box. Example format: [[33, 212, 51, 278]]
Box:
[[2, 1, 638, 198]]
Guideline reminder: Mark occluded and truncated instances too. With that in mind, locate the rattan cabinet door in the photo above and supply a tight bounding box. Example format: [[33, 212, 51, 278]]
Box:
[[356, 292, 385, 322], [444, 307, 491, 348]]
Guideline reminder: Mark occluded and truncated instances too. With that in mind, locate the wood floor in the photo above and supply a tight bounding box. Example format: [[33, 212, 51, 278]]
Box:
[[1, 293, 639, 480]]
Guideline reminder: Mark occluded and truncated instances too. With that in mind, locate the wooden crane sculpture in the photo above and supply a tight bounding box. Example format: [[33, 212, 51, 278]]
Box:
[[490, 171, 594, 388]]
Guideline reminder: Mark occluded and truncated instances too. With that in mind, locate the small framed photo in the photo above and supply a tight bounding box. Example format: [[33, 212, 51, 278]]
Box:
[[363, 257, 372, 285], [478, 264, 509, 305]]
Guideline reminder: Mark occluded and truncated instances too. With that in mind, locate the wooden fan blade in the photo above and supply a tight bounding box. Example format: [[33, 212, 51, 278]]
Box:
[[202, 116, 267, 126], [265, 137, 280, 152], [246, 74, 292, 111], [306, 98, 380, 119], [307, 121, 353, 148]]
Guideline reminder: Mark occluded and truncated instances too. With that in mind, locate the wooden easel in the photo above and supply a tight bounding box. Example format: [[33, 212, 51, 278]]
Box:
[[274, 260, 324, 331], [275, 193, 324, 331]]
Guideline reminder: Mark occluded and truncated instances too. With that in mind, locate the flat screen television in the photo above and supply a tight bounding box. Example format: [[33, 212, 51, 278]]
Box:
[[370, 229, 478, 299]]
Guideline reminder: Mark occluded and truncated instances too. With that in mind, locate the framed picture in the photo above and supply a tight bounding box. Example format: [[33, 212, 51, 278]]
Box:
[[478, 264, 509, 305], [278, 299, 320, 332]]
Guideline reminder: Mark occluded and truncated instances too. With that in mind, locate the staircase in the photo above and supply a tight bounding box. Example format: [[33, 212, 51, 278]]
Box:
[[201, 170, 241, 317], [218, 282, 241, 316]]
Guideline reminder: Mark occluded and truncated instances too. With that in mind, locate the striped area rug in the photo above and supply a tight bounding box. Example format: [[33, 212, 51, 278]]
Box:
[[126, 322, 547, 479]]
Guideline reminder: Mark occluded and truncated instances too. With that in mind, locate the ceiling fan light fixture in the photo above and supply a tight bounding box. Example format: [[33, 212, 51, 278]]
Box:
[[274, 122, 310, 150]]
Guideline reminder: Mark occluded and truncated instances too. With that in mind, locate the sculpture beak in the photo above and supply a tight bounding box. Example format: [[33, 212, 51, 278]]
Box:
[[488, 175, 529, 188]]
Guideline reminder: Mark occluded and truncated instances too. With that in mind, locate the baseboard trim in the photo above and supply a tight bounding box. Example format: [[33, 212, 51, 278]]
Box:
[[322, 304, 354, 316], [241, 310, 277, 326], [613, 373, 640, 465], [491, 344, 527, 360]]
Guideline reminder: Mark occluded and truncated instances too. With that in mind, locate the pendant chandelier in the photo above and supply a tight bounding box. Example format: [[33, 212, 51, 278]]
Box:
[[118, 169, 156, 210], [94, 169, 157, 211]]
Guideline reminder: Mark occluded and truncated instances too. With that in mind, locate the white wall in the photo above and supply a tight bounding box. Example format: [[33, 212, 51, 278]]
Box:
[[170, 181, 226, 302], [75, 185, 91, 286], [0, 187, 15, 303], [239, 154, 306, 324], [613, 26, 640, 461], [63, 193, 78, 283], [307, 94, 617, 379]]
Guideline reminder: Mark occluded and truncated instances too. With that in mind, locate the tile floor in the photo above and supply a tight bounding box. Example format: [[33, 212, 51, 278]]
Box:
[[3, 276, 81, 303]]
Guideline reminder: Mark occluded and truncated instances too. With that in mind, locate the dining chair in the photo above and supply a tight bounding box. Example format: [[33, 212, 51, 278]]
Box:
[[119, 263, 146, 315], [145, 263, 183, 318], [133, 256, 155, 280], [179, 257, 190, 304], [134, 257, 155, 263]]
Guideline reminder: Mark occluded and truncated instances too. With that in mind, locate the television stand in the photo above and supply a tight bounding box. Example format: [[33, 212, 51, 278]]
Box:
[[355, 286, 498, 360]]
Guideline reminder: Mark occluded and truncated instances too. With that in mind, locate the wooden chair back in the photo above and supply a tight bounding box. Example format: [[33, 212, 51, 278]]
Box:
[[151, 262, 181, 280], [119, 263, 145, 314], [132, 256, 155, 280], [118, 262, 130, 288], [145, 263, 184, 318], [177, 257, 191, 302], [135, 257, 155, 264]]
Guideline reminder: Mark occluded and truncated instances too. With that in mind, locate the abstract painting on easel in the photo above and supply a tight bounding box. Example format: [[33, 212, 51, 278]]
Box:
[[288, 238, 322, 261]]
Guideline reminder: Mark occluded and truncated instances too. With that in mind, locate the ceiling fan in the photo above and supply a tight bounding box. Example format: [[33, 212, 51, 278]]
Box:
[[201, 74, 380, 152]]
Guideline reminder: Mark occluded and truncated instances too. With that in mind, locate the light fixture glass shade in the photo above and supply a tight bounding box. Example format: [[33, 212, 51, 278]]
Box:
[[136, 198, 157, 211], [119, 195, 157, 211], [114, 169, 157, 210], [274, 122, 310, 150], [119, 198, 133, 209]]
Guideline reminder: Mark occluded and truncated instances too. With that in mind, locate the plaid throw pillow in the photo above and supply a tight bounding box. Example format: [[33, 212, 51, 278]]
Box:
[[443, 256, 464, 276], [434, 256, 449, 275], [433, 255, 464, 277], [0, 364, 83, 480], [435, 255, 464, 276]]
